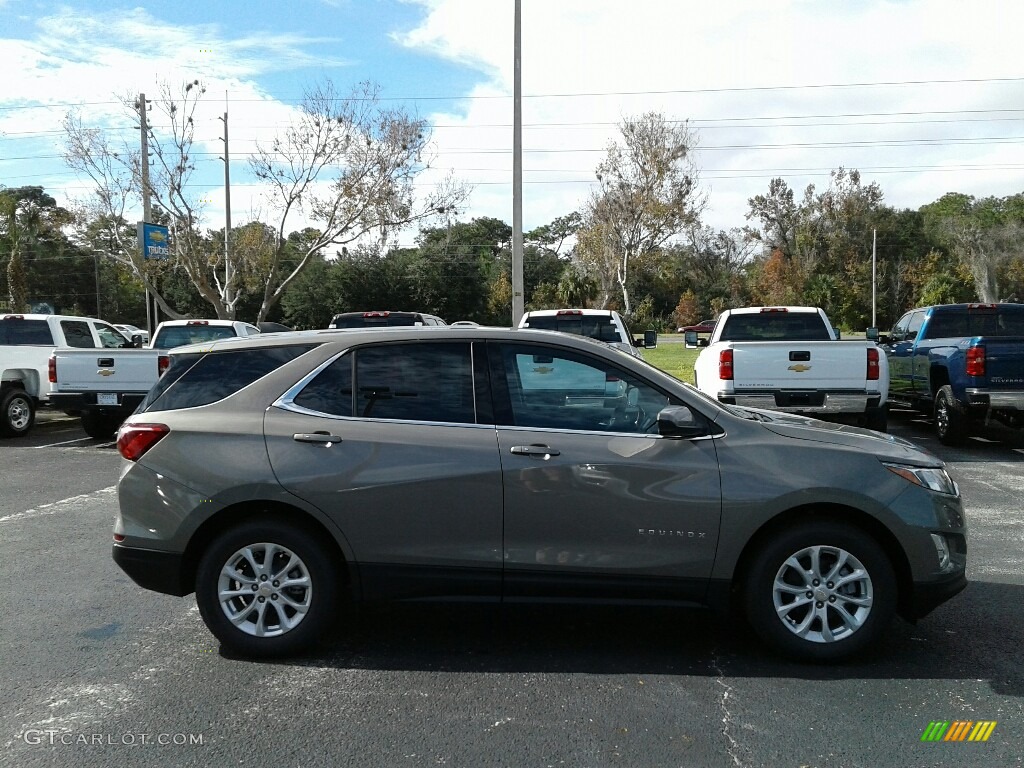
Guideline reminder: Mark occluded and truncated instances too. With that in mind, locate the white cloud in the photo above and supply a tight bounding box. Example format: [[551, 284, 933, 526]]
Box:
[[397, 0, 1024, 231]]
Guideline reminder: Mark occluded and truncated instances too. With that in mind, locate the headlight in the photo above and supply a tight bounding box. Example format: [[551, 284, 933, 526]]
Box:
[[883, 463, 958, 496]]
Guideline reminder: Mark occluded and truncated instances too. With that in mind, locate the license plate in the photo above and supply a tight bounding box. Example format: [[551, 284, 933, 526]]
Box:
[[97, 393, 118, 406]]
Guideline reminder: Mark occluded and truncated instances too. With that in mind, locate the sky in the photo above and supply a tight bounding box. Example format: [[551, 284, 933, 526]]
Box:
[[2, 0, 1023, 248]]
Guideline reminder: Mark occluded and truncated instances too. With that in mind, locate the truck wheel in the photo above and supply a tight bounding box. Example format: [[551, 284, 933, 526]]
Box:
[[864, 405, 888, 433], [81, 411, 124, 440], [934, 385, 968, 446], [0, 388, 35, 438], [743, 521, 896, 661]]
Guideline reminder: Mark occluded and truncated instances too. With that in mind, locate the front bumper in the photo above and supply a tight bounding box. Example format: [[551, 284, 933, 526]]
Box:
[[904, 572, 968, 620], [112, 544, 191, 596]]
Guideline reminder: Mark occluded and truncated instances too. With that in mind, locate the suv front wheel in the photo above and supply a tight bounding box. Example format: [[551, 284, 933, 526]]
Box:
[[195, 519, 339, 657], [743, 522, 896, 661]]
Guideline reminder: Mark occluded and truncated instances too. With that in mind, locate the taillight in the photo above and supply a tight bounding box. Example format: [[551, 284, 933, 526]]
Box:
[[966, 345, 985, 377], [556, 309, 583, 316], [867, 347, 880, 381], [48, 354, 57, 383], [158, 355, 170, 376], [117, 423, 169, 461], [719, 349, 734, 380]]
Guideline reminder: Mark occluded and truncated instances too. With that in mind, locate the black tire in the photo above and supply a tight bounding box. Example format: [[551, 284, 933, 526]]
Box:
[[0, 388, 35, 438], [934, 385, 969, 446], [195, 519, 339, 658], [81, 411, 123, 440], [743, 521, 897, 661], [864, 405, 888, 433]]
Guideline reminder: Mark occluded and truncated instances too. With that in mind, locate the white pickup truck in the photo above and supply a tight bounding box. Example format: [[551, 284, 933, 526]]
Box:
[[693, 306, 890, 431], [518, 308, 656, 359], [1, 313, 140, 437], [49, 319, 261, 438]]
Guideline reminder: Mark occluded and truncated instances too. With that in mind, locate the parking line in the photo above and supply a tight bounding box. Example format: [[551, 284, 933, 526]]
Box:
[[35, 436, 93, 448]]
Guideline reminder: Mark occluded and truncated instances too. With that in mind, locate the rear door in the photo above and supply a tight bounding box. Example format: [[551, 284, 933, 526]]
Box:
[[264, 340, 504, 601]]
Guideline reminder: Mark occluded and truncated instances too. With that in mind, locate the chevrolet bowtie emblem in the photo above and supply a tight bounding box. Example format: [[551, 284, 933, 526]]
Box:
[[97, 369, 115, 376], [788, 364, 812, 373]]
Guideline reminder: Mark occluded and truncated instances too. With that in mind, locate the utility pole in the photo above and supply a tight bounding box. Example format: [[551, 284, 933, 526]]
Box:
[[138, 92, 154, 334], [872, 228, 877, 329], [94, 252, 101, 317], [219, 93, 233, 317], [511, 0, 524, 325]]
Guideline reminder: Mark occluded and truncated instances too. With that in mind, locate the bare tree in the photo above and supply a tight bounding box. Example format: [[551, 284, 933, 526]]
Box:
[[63, 80, 215, 319], [249, 80, 469, 322], [578, 113, 704, 315]]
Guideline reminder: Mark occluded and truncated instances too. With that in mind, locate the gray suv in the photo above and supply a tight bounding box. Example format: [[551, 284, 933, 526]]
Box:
[[113, 326, 967, 660]]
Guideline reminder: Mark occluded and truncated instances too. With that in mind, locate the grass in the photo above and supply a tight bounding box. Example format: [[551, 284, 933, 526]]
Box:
[[642, 338, 700, 385]]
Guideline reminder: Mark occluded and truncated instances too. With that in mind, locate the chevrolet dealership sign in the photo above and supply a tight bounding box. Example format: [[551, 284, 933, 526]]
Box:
[[137, 222, 170, 260]]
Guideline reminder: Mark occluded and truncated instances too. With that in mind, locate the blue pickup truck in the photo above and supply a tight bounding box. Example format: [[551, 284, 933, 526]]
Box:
[[878, 303, 1024, 444]]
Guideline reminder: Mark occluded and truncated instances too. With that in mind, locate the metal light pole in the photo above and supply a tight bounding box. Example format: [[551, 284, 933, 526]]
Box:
[[219, 93, 233, 316], [511, 0, 524, 326], [871, 228, 877, 328], [139, 92, 154, 334]]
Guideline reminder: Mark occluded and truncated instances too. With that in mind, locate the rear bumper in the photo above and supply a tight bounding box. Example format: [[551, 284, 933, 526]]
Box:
[[964, 388, 1024, 410], [50, 392, 145, 411], [718, 391, 882, 414], [112, 544, 191, 596]]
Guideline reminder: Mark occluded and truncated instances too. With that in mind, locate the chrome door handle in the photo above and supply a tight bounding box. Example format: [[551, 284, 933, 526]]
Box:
[[293, 432, 342, 445], [510, 444, 560, 458]]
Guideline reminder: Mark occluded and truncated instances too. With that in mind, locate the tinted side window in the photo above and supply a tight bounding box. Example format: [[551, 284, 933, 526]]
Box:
[[0, 319, 53, 345], [293, 354, 353, 417], [923, 312, 966, 339], [60, 320, 95, 348], [906, 312, 925, 339], [493, 342, 674, 434], [142, 345, 319, 412], [355, 342, 474, 423]]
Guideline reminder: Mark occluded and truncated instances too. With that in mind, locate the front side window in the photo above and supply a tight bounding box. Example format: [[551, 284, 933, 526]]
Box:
[[95, 323, 129, 348], [906, 311, 925, 339], [60, 320, 95, 348], [494, 343, 674, 434]]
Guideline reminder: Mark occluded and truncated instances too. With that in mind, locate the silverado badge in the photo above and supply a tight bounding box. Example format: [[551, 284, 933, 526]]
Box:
[[788, 364, 812, 373]]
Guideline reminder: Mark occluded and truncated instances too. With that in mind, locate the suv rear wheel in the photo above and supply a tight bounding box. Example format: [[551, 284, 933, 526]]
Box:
[[743, 522, 896, 661], [196, 519, 338, 657]]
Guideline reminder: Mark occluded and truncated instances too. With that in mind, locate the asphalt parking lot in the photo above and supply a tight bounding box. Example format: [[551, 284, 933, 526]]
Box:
[[1, 408, 1022, 767]]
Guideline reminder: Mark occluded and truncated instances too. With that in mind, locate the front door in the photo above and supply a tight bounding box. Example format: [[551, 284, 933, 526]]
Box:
[[488, 341, 722, 603]]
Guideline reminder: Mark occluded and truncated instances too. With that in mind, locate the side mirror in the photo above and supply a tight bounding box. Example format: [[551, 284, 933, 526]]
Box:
[[656, 405, 705, 439], [130, 334, 144, 348], [865, 327, 878, 341], [833, 327, 842, 340], [697, 338, 709, 348], [684, 330, 698, 347], [643, 330, 657, 349]]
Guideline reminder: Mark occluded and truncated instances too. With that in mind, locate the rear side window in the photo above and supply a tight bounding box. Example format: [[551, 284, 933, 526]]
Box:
[[60, 320, 96, 348], [292, 342, 474, 423], [154, 325, 238, 349], [522, 314, 621, 343], [0, 318, 53, 345], [141, 345, 319, 413]]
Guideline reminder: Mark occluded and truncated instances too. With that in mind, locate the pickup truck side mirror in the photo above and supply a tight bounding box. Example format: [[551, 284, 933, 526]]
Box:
[[130, 334, 144, 348], [643, 330, 657, 349], [865, 327, 878, 341]]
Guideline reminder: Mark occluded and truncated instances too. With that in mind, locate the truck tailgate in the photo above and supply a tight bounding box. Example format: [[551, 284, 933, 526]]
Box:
[[732, 341, 868, 390], [983, 337, 1024, 386], [53, 349, 161, 393]]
